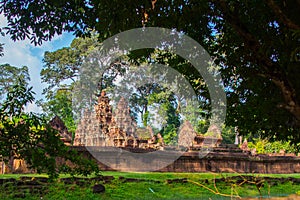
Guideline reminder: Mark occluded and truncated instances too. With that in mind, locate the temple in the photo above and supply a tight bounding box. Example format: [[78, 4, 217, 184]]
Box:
[[74, 91, 157, 148], [3, 91, 300, 174], [72, 90, 222, 150]]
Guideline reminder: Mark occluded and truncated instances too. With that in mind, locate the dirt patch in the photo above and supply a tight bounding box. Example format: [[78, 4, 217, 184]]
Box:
[[242, 194, 300, 200]]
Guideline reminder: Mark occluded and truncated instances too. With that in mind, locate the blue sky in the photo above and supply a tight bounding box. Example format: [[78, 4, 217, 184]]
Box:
[[0, 14, 75, 112]]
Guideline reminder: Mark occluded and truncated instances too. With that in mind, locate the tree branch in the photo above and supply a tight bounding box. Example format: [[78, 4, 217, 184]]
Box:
[[214, 0, 300, 125], [266, 0, 300, 30]]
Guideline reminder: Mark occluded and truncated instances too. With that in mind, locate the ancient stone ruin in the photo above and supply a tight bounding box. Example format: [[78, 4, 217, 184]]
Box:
[[3, 90, 300, 174], [178, 120, 197, 148], [72, 90, 222, 150], [73, 110, 104, 146], [74, 91, 153, 148], [0, 90, 224, 175], [49, 116, 73, 146]]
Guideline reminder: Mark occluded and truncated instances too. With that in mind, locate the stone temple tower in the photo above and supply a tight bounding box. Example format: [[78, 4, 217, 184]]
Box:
[[74, 90, 113, 146], [113, 97, 137, 138], [74, 91, 138, 147], [94, 90, 113, 137]]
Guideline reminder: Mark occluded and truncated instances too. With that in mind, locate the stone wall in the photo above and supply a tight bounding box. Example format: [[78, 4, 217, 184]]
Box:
[[3, 146, 300, 174], [74, 147, 300, 174], [160, 152, 300, 174]]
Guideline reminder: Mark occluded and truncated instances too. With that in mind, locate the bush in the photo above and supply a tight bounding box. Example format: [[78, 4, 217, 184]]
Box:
[[247, 138, 295, 154]]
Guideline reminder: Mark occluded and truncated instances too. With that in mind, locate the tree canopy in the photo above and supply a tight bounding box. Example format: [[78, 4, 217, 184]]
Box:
[[0, 80, 99, 179], [1, 1, 299, 146], [0, 64, 30, 100]]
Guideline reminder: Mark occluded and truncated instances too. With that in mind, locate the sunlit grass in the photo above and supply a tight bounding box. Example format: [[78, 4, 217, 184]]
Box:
[[1, 172, 300, 199]]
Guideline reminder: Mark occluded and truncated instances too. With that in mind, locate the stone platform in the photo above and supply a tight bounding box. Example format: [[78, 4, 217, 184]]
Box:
[[2, 146, 300, 174], [74, 146, 300, 174]]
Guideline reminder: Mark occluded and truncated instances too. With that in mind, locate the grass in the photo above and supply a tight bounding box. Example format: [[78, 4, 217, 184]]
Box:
[[1, 172, 300, 199]]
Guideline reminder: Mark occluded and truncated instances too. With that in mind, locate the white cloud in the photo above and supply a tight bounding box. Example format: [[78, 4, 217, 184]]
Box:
[[0, 14, 74, 113], [24, 102, 42, 113]]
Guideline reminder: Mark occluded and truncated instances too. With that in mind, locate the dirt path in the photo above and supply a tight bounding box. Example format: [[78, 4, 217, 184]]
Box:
[[242, 194, 300, 200]]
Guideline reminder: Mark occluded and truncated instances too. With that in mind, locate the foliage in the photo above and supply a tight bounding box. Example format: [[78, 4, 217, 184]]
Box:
[[248, 139, 267, 154], [41, 34, 127, 94], [264, 141, 295, 154], [113, 62, 183, 142], [40, 35, 127, 127], [37, 87, 76, 134], [41, 35, 98, 94], [161, 124, 178, 145], [179, 101, 208, 133], [247, 138, 295, 154], [148, 92, 181, 144], [128, 83, 163, 126], [221, 126, 236, 144], [196, 119, 210, 134], [0, 81, 99, 180], [1, 0, 300, 147], [207, 1, 300, 147], [161, 109, 180, 144], [0, 64, 30, 100]]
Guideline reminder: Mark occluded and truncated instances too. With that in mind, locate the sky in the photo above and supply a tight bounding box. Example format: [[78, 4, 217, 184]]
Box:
[[0, 14, 75, 112]]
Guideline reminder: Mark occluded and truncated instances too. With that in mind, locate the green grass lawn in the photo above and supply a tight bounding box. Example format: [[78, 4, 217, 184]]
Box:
[[1, 172, 300, 199]]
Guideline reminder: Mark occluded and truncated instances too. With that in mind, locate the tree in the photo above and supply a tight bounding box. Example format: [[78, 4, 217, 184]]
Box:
[[0, 28, 4, 57], [41, 35, 99, 94], [0, 43, 3, 57], [113, 63, 182, 135], [221, 126, 236, 144], [0, 64, 30, 100], [0, 80, 99, 179], [128, 83, 166, 127], [1, 1, 299, 146], [41, 33, 125, 95], [158, 100, 181, 145], [41, 35, 126, 125], [38, 87, 76, 134], [207, 1, 300, 147]]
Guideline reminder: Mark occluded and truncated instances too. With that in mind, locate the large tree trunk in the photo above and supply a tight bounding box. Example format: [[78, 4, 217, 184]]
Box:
[[272, 78, 300, 126], [1, 156, 5, 174]]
